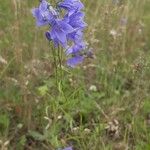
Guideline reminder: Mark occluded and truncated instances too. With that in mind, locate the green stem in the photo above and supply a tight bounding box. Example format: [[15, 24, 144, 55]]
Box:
[[51, 42, 67, 101], [51, 42, 58, 87], [58, 45, 63, 83]]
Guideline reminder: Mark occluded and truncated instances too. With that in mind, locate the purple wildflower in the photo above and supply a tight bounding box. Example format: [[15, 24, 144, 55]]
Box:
[[32, 0, 89, 67], [32, 0, 56, 26], [67, 30, 83, 44], [58, 0, 84, 15], [66, 42, 85, 55], [67, 55, 84, 67], [62, 146, 73, 150], [48, 19, 74, 47], [64, 11, 87, 29], [58, 146, 73, 150]]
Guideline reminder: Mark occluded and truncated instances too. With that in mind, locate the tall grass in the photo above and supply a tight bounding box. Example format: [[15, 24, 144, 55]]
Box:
[[0, 0, 150, 149]]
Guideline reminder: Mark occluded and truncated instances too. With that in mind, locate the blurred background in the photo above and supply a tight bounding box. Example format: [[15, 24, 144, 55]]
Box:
[[0, 0, 150, 149]]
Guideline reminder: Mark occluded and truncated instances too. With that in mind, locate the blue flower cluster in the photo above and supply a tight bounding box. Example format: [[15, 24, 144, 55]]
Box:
[[32, 0, 88, 67]]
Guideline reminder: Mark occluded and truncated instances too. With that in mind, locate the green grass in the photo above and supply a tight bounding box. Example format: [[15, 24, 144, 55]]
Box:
[[0, 0, 150, 149]]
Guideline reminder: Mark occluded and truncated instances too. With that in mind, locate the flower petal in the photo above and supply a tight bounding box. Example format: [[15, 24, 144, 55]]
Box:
[[67, 56, 84, 67]]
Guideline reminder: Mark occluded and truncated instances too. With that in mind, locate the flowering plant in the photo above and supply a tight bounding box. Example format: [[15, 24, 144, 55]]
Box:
[[32, 0, 89, 67]]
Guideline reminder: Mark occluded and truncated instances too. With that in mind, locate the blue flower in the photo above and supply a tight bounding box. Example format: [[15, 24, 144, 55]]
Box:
[[46, 19, 74, 47], [64, 11, 87, 29], [58, 0, 84, 15], [32, 0, 89, 67], [63, 146, 73, 150], [66, 42, 85, 55], [67, 55, 84, 67], [58, 146, 73, 150], [67, 30, 83, 44], [32, 0, 57, 26]]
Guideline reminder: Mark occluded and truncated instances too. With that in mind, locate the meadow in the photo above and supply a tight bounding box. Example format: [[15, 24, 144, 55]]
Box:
[[0, 0, 150, 149]]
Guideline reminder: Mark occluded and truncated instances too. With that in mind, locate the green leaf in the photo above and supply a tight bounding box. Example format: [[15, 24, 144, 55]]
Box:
[[0, 114, 9, 133], [28, 130, 46, 141], [38, 85, 48, 96], [20, 135, 26, 145]]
